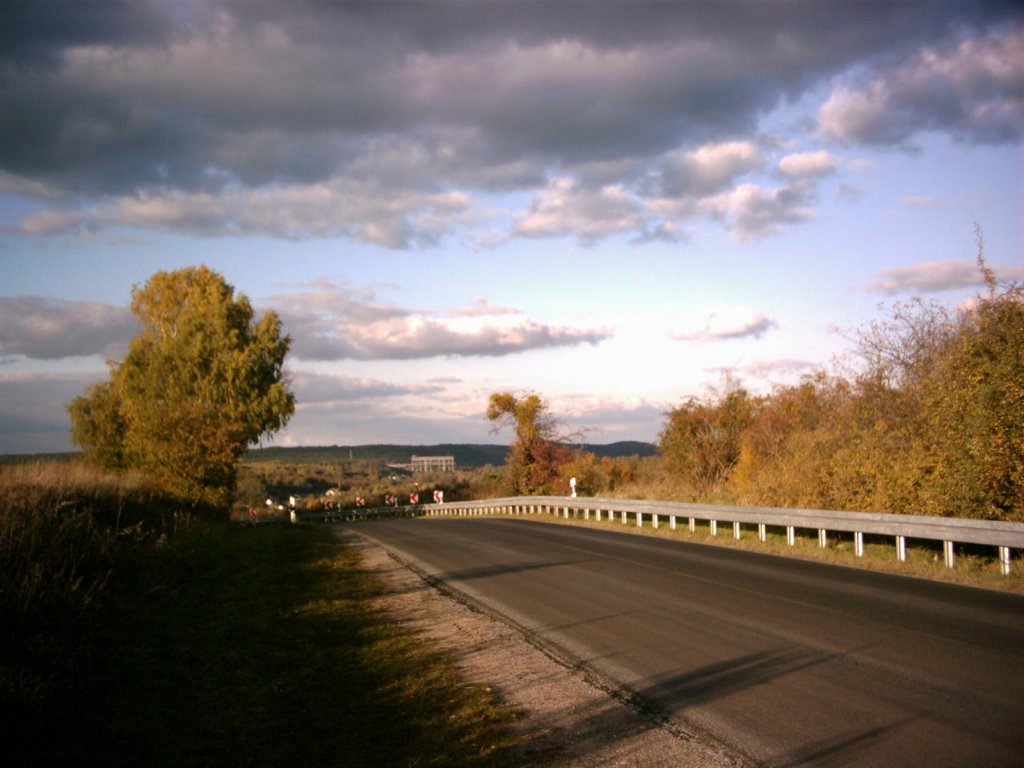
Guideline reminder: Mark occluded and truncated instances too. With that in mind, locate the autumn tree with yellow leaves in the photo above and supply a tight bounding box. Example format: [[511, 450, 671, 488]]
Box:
[[69, 266, 295, 509]]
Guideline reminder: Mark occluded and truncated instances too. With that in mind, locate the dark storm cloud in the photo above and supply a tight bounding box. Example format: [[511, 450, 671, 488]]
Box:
[[2, 0, 1019, 245], [0, 0, 180, 68]]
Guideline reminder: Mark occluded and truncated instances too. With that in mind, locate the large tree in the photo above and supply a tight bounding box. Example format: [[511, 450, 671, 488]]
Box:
[[68, 266, 295, 509]]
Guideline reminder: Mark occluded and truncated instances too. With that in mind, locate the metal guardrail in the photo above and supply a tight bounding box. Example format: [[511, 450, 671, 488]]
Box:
[[274, 495, 1022, 576]]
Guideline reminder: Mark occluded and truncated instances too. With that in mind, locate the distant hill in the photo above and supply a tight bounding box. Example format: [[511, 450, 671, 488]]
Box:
[[246, 441, 656, 468]]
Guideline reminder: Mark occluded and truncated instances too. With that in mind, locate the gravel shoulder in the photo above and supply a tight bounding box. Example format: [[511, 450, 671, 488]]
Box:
[[336, 528, 750, 767]]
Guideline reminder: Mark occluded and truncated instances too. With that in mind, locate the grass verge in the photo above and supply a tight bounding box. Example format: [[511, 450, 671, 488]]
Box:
[[13, 522, 520, 767], [491, 511, 1024, 594]]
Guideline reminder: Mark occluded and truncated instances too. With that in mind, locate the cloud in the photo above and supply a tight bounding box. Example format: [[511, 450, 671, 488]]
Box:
[[778, 150, 838, 177], [511, 177, 651, 245], [447, 299, 522, 318], [511, 141, 772, 245], [2, 0, 1016, 248], [551, 396, 665, 442], [670, 309, 778, 342], [0, 371, 105, 453], [16, 180, 475, 249], [708, 182, 816, 241], [0, 296, 136, 360], [0, 171, 65, 200], [866, 259, 1024, 294], [819, 27, 1023, 146], [290, 371, 445, 406], [340, 316, 611, 360], [646, 141, 763, 198], [271, 280, 611, 360]]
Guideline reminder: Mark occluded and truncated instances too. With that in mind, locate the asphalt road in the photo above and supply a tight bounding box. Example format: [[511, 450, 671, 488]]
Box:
[[353, 517, 1024, 767]]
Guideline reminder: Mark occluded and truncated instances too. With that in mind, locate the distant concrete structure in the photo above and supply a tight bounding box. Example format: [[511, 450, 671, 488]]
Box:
[[411, 455, 456, 473]]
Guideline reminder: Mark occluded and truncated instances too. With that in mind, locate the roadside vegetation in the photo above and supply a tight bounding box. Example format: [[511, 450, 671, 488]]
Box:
[[484, 250, 1023, 525], [1, 461, 519, 767]]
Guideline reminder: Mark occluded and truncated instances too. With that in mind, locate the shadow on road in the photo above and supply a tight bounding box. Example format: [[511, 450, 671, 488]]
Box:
[[769, 716, 918, 768], [632, 646, 840, 711], [436, 559, 588, 582]]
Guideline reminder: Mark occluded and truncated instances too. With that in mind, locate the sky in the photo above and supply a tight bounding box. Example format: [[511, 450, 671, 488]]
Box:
[[1, 0, 1022, 455]]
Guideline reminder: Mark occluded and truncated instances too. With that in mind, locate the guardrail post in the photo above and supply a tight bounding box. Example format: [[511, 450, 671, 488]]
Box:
[[637, 512, 643, 528], [623, 510, 628, 525], [818, 529, 827, 548], [670, 515, 677, 530], [787, 526, 795, 546], [689, 517, 695, 532], [896, 535, 907, 562], [564, 506, 569, 519], [758, 523, 766, 542], [652, 513, 659, 529], [855, 531, 864, 557], [710, 520, 717, 536], [999, 546, 1012, 576], [584, 508, 590, 521], [596, 509, 602, 521], [733, 521, 741, 540], [943, 540, 955, 569]]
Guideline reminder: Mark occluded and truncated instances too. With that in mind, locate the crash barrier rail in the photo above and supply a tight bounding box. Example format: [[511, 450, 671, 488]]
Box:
[[275, 495, 1023, 576]]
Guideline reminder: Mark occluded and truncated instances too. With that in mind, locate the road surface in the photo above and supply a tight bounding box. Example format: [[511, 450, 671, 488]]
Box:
[[353, 517, 1024, 767]]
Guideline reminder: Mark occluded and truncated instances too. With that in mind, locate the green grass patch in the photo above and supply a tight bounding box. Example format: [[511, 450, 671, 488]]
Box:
[[16, 523, 520, 767], [496, 510, 1024, 594]]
